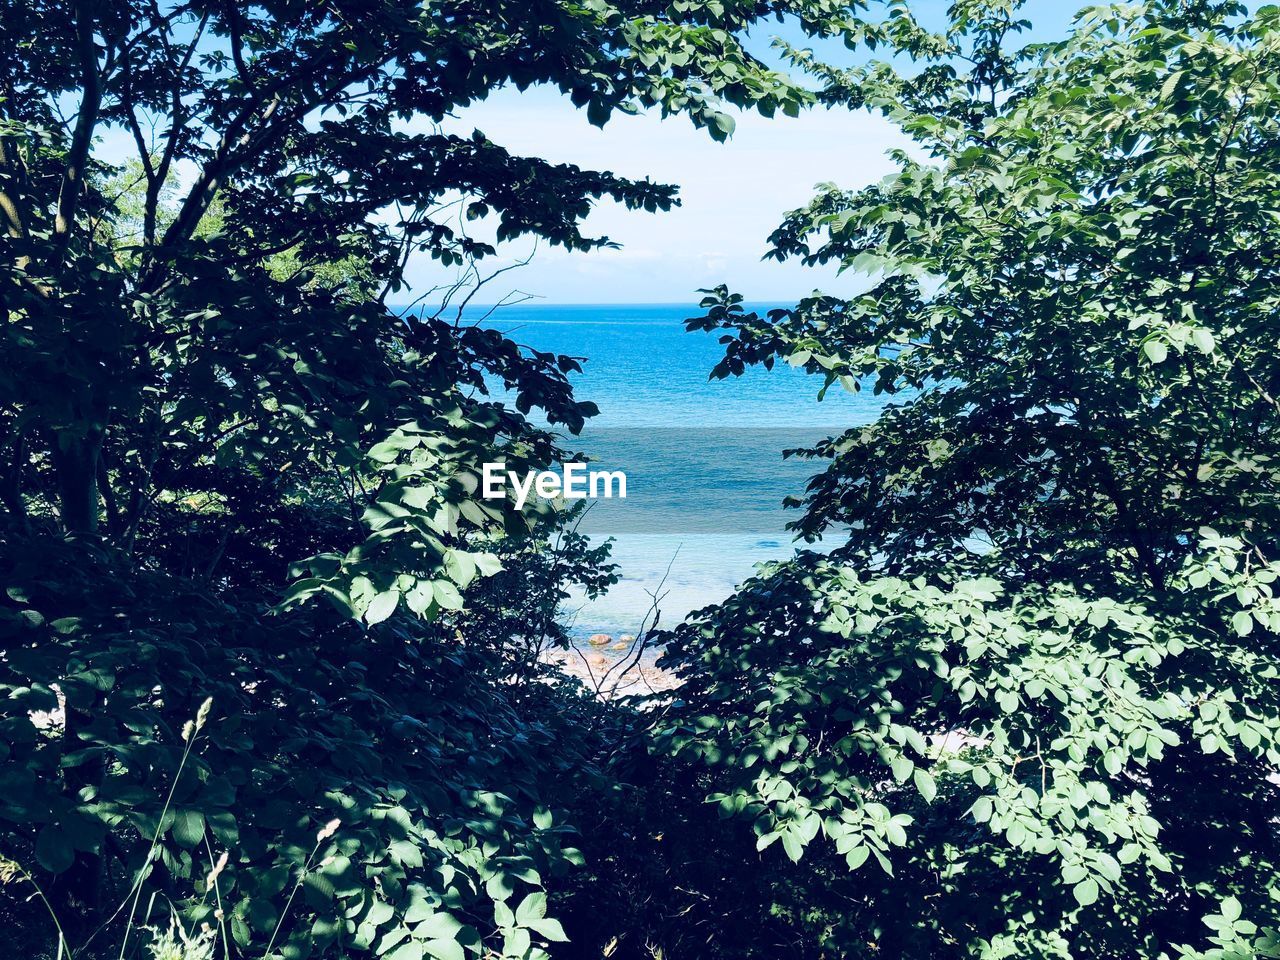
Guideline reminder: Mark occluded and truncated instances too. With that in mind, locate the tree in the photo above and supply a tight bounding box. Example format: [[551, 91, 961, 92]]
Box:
[[0, 0, 822, 611], [665, 2, 1280, 956], [0, 0, 827, 956]]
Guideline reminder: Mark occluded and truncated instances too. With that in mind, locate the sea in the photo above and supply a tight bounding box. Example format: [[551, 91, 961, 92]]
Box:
[[453, 302, 892, 641]]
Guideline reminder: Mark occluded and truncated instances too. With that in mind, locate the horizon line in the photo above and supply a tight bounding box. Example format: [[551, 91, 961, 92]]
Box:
[[387, 299, 799, 309]]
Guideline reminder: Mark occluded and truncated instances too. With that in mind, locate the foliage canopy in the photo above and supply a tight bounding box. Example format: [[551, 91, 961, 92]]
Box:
[[670, 1, 1280, 956], [0, 0, 822, 956]]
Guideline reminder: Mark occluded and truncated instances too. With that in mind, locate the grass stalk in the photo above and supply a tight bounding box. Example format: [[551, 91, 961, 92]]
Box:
[[116, 698, 213, 960]]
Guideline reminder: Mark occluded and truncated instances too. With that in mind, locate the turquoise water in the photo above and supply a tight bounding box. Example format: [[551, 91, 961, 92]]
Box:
[[464, 302, 890, 637]]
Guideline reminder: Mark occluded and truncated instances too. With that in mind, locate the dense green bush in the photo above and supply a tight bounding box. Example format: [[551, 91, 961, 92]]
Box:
[[667, 1, 1280, 956], [1, 528, 592, 959]]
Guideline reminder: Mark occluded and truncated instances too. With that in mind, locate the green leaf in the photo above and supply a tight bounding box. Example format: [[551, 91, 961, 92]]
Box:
[[515, 892, 546, 924], [586, 98, 610, 127], [171, 809, 205, 849], [405, 582, 435, 616], [35, 824, 75, 874], [423, 939, 464, 960], [884, 820, 907, 847], [528, 918, 569, 942], [366, 900, 395, 928], [365, 590, 400, 625], [1191, 327, 1215, 354], [780, 830, 804, 863], [368, 441, 403, 463], [1221, 897, 1242, 922], [710, 111, 736, 141], [385, 942, 424, 960], [913, 768, 937, 803], [443, 550, 476, 587], [1073, 878, 1099, 907], [494, 899, 515, 929], [487, 871, 515, 901], [432, 581, 465, 610], [414, 913, 463, 940], [845, 844, 870, 870], [502, 927, 531, 959], [473, 552, 504, 577], [970, 796, 993, 823]]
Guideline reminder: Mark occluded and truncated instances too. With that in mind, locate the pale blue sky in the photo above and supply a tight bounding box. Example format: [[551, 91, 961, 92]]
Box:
[[414, 1, 1082, 305], [421, 90, 910, 305]]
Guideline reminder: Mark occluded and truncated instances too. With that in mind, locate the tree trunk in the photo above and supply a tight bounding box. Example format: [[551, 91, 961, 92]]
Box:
[[52, 430, 102, 535], [49, 429, 110, 934]]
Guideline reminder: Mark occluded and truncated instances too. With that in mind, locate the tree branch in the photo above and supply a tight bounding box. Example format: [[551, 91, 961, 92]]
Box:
[[51, 0, 104, 262], [225, 0, 260, 94], [146, 6, 210, 245], [0, 117, 31, 234], [143, 50, 359, 286]]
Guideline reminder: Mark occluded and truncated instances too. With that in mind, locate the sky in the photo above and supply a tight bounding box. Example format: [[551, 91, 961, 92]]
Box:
[[417, 92, 910, 305], [409, 0, 1084, 306]]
